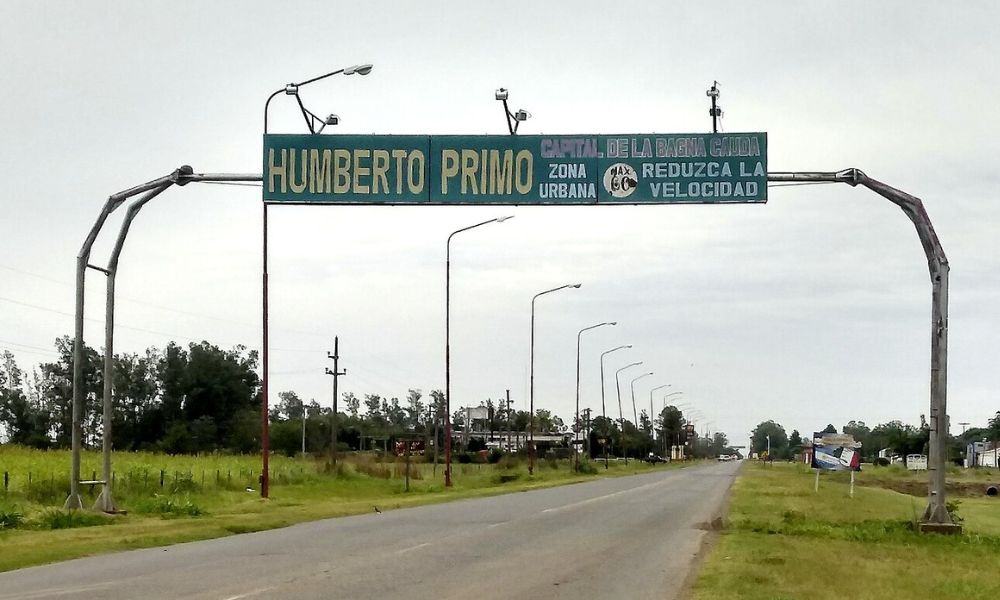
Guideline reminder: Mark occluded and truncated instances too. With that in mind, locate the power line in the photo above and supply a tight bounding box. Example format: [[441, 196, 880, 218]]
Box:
[[198, 181, 263, 188], [767, 181, 837, 188], [0, 339, 60, 355]]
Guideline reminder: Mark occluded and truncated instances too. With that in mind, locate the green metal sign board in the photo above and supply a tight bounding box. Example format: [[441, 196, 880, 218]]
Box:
[[263, 132, 766, 204]]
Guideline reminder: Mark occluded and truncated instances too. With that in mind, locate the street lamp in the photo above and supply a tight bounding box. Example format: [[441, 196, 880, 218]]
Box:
[[575, 322, 616, 470], [264, 63, 373, 134], [629, 372, 654, 448], [257, 63, 372, 499], [445, 216, 513, 487], [648, 384, 670, 441], [495, 87, 532, 135], [599, 345, 631, 469], [662, 390, 684, 405], [528, 283, 582, 475], [615, 362, 643, 465]]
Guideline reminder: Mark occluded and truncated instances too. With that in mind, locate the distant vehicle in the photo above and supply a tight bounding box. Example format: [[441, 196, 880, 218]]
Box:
[[645, 453, 666, 464], [717, 454, 735, 462]]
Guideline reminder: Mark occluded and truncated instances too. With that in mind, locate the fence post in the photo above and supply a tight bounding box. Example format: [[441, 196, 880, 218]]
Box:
[[159, 470, 164, 488], [3, 471, 7, 492]]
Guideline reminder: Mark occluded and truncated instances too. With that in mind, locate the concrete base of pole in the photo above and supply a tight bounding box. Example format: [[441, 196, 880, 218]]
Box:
[[63, 494, 84, 510], [919, 522, 962, 535], [93, 487, 118, 513]]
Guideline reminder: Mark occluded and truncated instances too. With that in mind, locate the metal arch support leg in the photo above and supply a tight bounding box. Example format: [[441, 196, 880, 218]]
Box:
[[767, 168, 957, 530], [94, 183, 173, 513], [65, 167, 191, 511]]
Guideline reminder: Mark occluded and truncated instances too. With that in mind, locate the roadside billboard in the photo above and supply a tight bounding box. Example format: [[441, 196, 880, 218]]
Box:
[[811, 432, 861, 471]]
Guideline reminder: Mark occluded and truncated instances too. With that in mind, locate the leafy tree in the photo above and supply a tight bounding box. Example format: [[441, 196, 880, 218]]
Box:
[[871, 420, 928, 464], [404, 389, 424, 429], [709, 431, 730, 456], [751, 420, 789, 459], [658, 405, 685, 448], [178, 342, 260, 449], [842, 420, 872, 459], [342, 392, 360, 418], [788, 429, 802, 450], [275, 390, 304, 421], [363, 394, 384, 427], [588, 415, 620, 459], [639, 409, 652, 437], [0, 351, 52, 447], [535, 409, 555, 433]]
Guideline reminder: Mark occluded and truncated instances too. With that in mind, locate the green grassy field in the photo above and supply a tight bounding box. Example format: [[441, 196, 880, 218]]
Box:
[[0, 445, 682, 572], [693, 462, 1000, 600]]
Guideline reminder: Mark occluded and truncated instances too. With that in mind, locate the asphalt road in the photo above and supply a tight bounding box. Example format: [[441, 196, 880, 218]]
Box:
[[0, 461, 740, 600]]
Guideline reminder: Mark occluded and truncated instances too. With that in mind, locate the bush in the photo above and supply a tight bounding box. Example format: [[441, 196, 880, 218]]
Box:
[[497, 454, 522, 470], [169, 472, 200, 494], [34, 509, 111, 530], [487, 449, 504, 464], [492, 472, 521, 484], [874, 457, 891, 467], [457, 453, 473, 464], [0, 506, 25, 529], [575, 460, 598, 475], [133, 495, 204, 517]]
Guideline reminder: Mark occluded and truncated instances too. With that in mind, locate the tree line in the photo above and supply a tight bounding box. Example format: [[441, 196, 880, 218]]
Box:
[[0, 338, 732, 460]]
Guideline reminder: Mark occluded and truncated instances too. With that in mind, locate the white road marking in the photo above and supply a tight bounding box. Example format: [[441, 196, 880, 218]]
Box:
[[395, 542, 431, 555], [0, 583, 113, 600], [220, 586, 276, 600], [540, 477, 673, 515]]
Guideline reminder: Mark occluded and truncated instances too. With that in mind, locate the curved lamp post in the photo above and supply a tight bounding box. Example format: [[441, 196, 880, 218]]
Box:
[[574, 322, 615, 470], [648, 384, 670, 442], [445, 216, 513, 486], [258, 62, 372, 498], [528, 283, 582, 475], [629, 372, 654, 457], [614, 362, 643, 465], [599, 345, 631, 468]]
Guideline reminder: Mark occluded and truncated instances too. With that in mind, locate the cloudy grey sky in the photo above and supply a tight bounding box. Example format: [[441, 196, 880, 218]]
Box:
[[1, 1, 997, 444]]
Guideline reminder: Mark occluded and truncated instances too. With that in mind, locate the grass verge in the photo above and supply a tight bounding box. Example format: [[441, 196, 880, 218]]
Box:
[[692, 462, 1000, 600]]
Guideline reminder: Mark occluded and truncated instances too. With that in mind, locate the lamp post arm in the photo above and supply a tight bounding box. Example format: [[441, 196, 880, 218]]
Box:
[[263, 88, 284, 135]]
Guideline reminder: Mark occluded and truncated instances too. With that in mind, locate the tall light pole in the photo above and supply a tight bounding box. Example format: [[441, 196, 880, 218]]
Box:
[[445, 216, 513, 486], [599, 345, 631, 469], [648, 384, 670, 441], [529, 283, 582, 475], [261, 62, 372, 499], [615, 362, 643, 465], [575, 322, 616, 470], [630, 372, 654, 456], [662, 390, 684, 407]]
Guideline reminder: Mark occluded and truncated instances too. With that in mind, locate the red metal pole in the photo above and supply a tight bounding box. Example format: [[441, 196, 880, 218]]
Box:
[[261, 202, 270, 498]]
